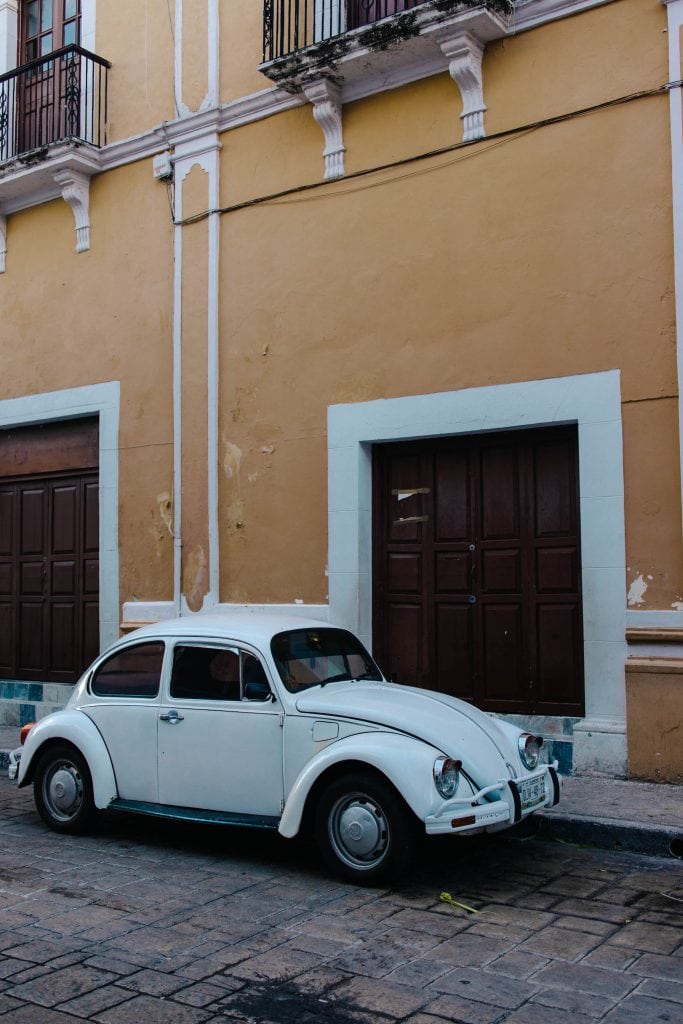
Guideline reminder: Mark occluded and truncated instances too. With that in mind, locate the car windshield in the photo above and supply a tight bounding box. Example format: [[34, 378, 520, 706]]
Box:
[[271, 628, 383, 693]]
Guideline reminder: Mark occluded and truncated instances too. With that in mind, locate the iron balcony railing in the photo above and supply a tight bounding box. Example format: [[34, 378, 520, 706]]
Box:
[[0, 45, 110, 164], [263, 0, 426, 63]]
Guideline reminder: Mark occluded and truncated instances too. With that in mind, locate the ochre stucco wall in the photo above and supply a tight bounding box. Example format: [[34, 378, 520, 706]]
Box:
[[626, 660, 683, 782], [0, 159, 175, 608], [215, 52, 678, 604]]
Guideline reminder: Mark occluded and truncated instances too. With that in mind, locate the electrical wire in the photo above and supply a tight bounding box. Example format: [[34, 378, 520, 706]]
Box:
[[174, 80, 682, 228]]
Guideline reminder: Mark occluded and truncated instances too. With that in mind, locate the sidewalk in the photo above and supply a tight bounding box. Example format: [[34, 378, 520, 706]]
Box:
[[1, 723, 681, 859]]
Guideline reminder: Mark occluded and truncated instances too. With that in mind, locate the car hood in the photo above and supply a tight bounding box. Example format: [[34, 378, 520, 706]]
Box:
[[295, 681, 520, 784]]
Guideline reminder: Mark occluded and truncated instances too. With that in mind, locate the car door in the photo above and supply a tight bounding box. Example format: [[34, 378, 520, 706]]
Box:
[[157, 642, 284, 818], [80, 640, 165, 802]]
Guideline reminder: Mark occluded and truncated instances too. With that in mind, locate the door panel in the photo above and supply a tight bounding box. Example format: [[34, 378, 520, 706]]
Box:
[[158, 706, 283, 815], [373, 427, 584, 715], [0, 469, 98, 681]]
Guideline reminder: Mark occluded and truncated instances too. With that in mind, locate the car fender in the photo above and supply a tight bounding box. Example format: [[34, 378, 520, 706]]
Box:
[[17, 711, 118, 809], [279, 731, 441, 838]]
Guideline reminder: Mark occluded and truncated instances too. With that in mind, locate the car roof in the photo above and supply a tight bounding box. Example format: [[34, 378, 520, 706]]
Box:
[[124, 611, 334, 649]]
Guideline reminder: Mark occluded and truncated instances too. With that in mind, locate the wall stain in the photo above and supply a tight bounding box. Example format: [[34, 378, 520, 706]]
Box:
[[222, 437, 243, 482], [183, 545, 207, 613]]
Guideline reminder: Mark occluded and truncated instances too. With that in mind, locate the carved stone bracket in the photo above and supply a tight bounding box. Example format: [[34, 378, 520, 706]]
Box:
[[436, 29, 487, 143], [52, 168, 91, 253], [0, 214, 6, 273], [302, 78, 345, 181]]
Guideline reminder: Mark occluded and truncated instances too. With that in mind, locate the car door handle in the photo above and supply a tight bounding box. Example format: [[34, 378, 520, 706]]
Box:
[[159, 710, 184, 724]]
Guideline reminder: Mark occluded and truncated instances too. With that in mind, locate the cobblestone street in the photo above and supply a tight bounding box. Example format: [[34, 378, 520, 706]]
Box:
[[0, 775, 681, 1024]]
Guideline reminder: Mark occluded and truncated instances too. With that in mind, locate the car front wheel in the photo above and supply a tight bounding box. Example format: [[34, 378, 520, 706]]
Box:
[[33, 744, 95, 834], [315, 772, 417, 884]]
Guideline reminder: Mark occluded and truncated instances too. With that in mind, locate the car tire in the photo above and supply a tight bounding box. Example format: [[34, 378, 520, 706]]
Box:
[[33, 744, 96, 835], [315, 772, 417, 884]]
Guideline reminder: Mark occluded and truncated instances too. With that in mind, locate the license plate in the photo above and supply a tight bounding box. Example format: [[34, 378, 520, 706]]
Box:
[[519, 776, 546, 810]]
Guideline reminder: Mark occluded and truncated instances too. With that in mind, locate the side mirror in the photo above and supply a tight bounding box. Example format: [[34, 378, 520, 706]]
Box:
[[244, 679, 273, 702]]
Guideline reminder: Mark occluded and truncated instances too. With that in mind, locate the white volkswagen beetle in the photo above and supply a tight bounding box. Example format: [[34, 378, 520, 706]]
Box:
[[14, 613, 561, 883]]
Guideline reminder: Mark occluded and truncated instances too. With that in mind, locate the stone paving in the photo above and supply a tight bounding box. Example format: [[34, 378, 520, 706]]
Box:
[[0, 775, 681, 1023]]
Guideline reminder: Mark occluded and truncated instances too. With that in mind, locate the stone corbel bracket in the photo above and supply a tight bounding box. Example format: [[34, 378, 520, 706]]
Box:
[[436, 29, 487, 143], [302, 78, 345, 181], [0, 214, 6, 273], [52, 167, 91, 253]]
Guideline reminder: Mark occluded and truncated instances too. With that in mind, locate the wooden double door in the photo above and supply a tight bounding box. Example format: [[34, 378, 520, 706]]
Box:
[[372, 426, 584, 716], [0, 417, 99, 683]]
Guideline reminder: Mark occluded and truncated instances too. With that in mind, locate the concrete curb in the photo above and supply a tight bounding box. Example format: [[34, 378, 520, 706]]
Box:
[[514, 811, 682, 859]]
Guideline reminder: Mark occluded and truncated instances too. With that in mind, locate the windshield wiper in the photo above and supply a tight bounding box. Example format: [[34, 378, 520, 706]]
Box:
[[319, 673, 352, 687]]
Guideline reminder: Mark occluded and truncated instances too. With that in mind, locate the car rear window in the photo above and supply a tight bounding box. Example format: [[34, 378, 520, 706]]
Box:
[[91, 642, 165, 698]]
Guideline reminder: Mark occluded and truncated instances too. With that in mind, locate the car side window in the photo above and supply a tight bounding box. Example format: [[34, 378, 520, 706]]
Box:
[[170, 646, 273, 702], [171, 645, 241, 701], [91, 642, 165, 698]]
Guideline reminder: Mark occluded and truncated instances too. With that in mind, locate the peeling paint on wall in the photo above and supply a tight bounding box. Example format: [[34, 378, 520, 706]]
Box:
[[672, 601, 683, 611], [222, 437, 242, 481], [627, 574, 648, 606], [157, 491, 174, 534], [183, 545, 208, 613]]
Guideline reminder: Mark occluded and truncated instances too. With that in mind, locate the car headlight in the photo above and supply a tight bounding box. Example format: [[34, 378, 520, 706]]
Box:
[[433, 756, 461, 799], [519, 734, 544, 771]]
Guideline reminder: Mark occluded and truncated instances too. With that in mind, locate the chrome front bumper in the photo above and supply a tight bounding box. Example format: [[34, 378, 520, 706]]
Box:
[[7, 749, 21, 782], [424, 763, 561, 836]]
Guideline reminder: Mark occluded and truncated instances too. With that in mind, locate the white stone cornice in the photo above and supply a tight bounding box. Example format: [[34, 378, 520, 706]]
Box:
[[436, 29, 487, 142], [52, 168, 91, 252], [511, 0, 616, 33], [302, 78, 345, 180], [0, 213, 6, 272]]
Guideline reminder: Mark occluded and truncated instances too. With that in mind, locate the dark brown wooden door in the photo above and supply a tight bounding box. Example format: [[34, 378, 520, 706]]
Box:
[[0, 470, 99, 682], [18, 1, 81, 152], [372, 427, 584, 715]]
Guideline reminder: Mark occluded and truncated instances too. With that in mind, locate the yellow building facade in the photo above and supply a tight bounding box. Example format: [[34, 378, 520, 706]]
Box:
[[1, 0, 682, 780]]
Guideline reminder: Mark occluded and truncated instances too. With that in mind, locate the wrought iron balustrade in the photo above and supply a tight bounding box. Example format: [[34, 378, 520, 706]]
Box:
[[0, 45, 110, 164], [263, 0, 426, 62]]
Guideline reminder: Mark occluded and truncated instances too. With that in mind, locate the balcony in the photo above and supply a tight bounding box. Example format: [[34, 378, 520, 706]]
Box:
[[260, 1, 510, 180], [0, 45, 109, 165], [263, 1, 429, 63], [0, 46, 110, 267]]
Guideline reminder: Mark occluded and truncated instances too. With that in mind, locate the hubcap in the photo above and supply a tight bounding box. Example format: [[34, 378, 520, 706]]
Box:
[[329, 792, 389, 870], [45, 763, 83, 820]]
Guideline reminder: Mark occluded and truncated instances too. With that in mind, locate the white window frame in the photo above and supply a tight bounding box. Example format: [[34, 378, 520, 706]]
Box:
[[327, 370, 628, 774], [0, 381, 120, 653]]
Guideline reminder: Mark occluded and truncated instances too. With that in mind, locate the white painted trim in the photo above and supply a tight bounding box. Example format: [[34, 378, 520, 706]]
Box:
[[52, 168, 91, 252], [436, 29, 487, 143], [173, 132, 222, 615], [302, 79, 345, 180], [626, 609, 683, 628], [172, 181, 183, 617], [663, 0, 683, 538], [206, 0, 219, 110], [0, 382, 120, 652], [123, 601, 330, 625], [174, 0, 190, 117], [327, 370, 628, 775], [206, 140, 220, 607], [511, 0, 616, 34]]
